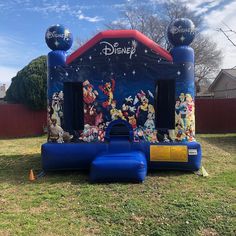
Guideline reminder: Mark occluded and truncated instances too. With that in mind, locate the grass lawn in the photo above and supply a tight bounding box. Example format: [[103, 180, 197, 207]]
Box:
[[0, 134, 235, 236]]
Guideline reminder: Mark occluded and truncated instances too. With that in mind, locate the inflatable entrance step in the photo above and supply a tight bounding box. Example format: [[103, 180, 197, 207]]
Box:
[[89, 151, 147, 183]]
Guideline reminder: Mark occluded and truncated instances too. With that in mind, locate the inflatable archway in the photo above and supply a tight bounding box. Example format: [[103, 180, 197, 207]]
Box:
[[42, 18, 202, 182]]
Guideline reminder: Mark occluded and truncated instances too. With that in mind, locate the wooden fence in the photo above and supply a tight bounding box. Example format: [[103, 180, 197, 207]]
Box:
[[0, 104, 46, 138], [195, 98, 236, 133], [0, 98, 235, 138]]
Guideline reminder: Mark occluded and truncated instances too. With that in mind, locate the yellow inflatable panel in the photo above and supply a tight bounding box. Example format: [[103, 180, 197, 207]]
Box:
[[150, 145, 188, 162]]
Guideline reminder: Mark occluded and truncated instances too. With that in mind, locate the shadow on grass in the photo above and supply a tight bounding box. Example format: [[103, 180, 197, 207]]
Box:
[[200, 136, 236, 154], [148, 169, 194, 177], [0, 154, 90, 185], [0, 154, 195, 186]]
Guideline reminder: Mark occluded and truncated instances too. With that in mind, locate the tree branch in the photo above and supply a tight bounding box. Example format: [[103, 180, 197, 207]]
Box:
[[217, 28, 236, 47]]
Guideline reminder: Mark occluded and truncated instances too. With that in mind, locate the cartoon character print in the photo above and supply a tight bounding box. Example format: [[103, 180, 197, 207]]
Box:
[[150, 130, 159, 143], [79, 125, 98, 142], [175, 99, 181, 121], [134, 127, 145, 142], [175, 119, 186, 141], [51, 91, 64, 127], [134, 126, 158, 143], [110, 100, 125, 120], [122, 96, 136, 119], [48, 118, 73, 143], [84, 105, 96, 125], [95, 111, 103, 126], [79, 123, 107, 143], [185, 93, 194, 115], [97, 122, 107, 142], [144, 112, 155, 130], [178, 93, 188, 129], [83, 80, 98, 104], [175, 93, 195, 142], [77, 78, 160, 144], [128, 115, 137, 129], [83, 80, 99, 127], [185, 93, 195, 130], [135, 90, 154, 127], [99, 78, 115, 108]]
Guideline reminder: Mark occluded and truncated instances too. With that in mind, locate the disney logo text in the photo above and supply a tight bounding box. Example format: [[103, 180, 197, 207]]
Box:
[[169, 26, 194, 34], [46, 31, 69, 40], [100, 41, 137, 59]]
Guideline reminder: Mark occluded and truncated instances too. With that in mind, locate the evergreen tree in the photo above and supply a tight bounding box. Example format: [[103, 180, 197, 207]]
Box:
[[6, 56, 47, 110]]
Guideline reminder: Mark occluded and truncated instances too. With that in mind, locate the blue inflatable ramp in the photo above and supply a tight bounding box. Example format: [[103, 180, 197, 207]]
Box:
[[90, 151, 147, 183]]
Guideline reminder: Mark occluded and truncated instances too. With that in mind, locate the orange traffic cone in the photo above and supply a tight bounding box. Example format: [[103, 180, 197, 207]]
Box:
[[29, 169, 36, 181]]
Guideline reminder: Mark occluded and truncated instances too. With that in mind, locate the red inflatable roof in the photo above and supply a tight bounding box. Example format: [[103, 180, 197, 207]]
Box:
[[66, 30, 172, 64]]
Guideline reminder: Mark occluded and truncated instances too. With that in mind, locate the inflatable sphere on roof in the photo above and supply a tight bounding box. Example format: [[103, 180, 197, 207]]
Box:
[[45, 24, 73, 51], [167, 18, 195, 46]]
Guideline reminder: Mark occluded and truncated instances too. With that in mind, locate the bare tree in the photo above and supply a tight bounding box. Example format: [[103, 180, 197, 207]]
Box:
[[106, 0, 223, 93], [192, 34, 222, 92], [106, 7, 166, 46]]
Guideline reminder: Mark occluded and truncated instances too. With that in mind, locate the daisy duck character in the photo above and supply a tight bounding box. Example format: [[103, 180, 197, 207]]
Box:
[[99, 78, 115, 108]]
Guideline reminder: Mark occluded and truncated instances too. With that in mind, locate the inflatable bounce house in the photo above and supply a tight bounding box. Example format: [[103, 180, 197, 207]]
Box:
[[42, 18, 202, 182]]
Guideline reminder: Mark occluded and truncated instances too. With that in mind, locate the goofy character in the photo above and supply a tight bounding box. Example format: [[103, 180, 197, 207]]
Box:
[[99, 78, 115, 108]]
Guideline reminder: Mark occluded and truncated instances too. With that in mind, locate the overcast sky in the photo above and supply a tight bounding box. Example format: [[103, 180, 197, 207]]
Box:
[[1, 0, 236, 88]]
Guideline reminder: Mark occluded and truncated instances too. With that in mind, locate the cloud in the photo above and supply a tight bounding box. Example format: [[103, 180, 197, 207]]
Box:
[[0, 1, 104, 23], [29, 3, 71, 15], [27, 2, 104, 23], [178, 0, 236, 69], [0, 66, 19, 88], [199, 1, 236, 68], [76, 13, 104, 23]]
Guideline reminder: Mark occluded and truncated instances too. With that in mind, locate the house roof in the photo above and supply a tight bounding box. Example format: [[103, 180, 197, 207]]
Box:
[[208, 69, 236, 91], [66, 30, 172, 64]]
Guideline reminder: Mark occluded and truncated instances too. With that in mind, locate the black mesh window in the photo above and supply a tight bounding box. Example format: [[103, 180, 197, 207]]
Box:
[[63, 82, 84, 132], [155, 79, 175, 129]]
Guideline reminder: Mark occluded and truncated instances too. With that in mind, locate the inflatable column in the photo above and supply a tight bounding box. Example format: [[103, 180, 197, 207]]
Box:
[[45, 24, 73, 142], [167, 18, 196, 142]]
